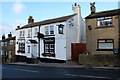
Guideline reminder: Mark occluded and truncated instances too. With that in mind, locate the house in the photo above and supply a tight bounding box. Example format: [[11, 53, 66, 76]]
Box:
[[15, 3, 86, 62], [85, 2, 120, 54], [1, 32, 16, 63]]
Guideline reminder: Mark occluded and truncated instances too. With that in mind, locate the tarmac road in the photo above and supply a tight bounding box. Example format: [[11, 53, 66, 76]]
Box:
[[2, 64, 120, 80]]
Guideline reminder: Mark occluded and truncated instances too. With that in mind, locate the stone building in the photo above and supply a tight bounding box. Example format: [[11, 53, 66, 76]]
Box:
[[85, 3, 120, 54], [1, 32, 16, 63]]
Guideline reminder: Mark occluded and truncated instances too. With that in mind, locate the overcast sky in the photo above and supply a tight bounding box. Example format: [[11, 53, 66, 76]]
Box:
[[0, 1, 119, 39]]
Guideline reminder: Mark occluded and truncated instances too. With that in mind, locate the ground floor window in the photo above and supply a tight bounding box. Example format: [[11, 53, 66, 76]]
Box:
[[42, 37, 55, 57], [97, 39, 114, 51], [17, 43, 25, 53], [27, 46, 30, 53], [45, 44, 55, 54]]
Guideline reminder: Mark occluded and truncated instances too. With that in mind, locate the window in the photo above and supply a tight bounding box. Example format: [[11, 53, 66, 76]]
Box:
[[20, 31, 22, 37], [97, 39, 113, 51], [23, 31, 25, 37], [34, 28, 38, 36], [50, 26, 54, 34], [45, 26, 49, 35], [20, 31, 25, 37], [45, 44, 49, 53], [1, 42, 5, 46], [44, 38, 55, 55], [28, 29, 31, 37], [27, 46, 30, 53], [45, 26, 54, 35], [10, 40, 14, 45], [97, 17, 112, 27], [45, 44, 55, 54], [18, 43, 25, 53], [5, 42, 7, 46]]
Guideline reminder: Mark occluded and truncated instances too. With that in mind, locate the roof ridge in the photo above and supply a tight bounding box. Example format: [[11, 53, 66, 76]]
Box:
[[16, 13, 77, 30]]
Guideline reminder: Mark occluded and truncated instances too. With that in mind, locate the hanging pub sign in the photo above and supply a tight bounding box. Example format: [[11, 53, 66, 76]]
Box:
[[44, 38, 55, 43]]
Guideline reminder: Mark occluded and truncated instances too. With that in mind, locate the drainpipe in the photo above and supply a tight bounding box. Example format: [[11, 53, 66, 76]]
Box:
[[38, 25, 41, 60], [118, 15, 120, 54]]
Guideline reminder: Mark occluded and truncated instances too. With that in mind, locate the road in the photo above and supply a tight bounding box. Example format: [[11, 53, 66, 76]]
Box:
[[1, 64, 120, 80]]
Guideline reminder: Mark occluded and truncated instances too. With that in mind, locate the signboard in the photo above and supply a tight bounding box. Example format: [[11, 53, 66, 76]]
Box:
[[113, 48, 119, 54], [44, 38, 55, 43]]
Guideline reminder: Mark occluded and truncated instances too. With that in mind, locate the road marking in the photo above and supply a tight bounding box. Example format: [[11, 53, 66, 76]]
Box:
[[65, 73, 114, 79], [14, 68, 39, 73]]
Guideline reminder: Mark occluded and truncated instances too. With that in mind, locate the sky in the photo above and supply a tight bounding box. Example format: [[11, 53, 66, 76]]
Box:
[[0, 1, 119, 39]]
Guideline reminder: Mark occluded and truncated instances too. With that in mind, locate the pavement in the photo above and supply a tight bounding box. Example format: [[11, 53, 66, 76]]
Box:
[[5, 61, 120, 70]]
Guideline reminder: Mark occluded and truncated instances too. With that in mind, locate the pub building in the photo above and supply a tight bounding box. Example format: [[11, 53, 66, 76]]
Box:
[[15, 3, 86, 62]]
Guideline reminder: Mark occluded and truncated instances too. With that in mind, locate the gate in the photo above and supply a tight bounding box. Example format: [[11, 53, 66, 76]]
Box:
[[71, 43, 86, 61]]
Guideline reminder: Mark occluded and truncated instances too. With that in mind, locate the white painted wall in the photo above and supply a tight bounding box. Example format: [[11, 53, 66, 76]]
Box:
[[39, 22, 67, 60], [16, 3, 86, 61]]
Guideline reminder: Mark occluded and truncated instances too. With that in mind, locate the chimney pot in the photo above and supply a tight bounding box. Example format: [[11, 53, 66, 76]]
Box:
[[75, 3, 77, 6]]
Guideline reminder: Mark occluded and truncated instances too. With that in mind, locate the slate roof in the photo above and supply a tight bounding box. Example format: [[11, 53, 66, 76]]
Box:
[[16, 14, 77, 30], [85, 9, 120, 19]]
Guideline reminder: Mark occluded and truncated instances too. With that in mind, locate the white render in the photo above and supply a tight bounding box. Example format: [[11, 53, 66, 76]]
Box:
[[15, 3, 86, 61]]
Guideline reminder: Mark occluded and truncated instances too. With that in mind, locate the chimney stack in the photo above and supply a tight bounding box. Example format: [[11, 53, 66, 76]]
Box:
[[17, 26, 20, 29], [90, 2, 96, 14], [28, 16, 34, 24], [8, 32, 12, 38], [2, 34, 5, 40]]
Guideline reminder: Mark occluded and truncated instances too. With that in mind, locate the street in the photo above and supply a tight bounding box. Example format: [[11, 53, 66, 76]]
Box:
[[1, 64, 120, 80]]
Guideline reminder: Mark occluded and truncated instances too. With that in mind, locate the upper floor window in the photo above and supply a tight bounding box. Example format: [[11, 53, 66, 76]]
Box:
[[50, 26, 54, 34], [28, 29, 31, 37], [97, 17, 112, 27], [34, 28, 38, 36], [45, 26, 49, 35], [1, 42, 4, 46], [45, 26, 54, 35], [23, 31, 25, 37], [10, 40, 14, 45], [20, 31, 22, 37], [19, 31, 25, 37], [5, 42, 7, 46]]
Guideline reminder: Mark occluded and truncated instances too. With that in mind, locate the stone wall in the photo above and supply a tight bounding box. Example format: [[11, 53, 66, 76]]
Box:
[[79, 54, 120, 67]]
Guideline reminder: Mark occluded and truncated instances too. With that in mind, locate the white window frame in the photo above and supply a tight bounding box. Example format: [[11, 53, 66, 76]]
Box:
[[97, 17, 112, 27], [97, 39, 114, 51], [34, 28, 38, 36], [50, 26, 54, 35], [28, 29, 31, 37]]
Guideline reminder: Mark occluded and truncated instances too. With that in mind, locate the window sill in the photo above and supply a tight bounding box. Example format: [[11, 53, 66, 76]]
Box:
[[19, 37, 25, 38], [96, 49, 113, 51], [95, 26, 114, 29], [34, 36, 37, 38], [42, 53, 55, 57]]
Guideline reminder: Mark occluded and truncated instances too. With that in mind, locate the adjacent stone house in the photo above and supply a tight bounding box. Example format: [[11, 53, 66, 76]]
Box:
[[85, 8, 120, 54], [1, 33, 16, 63]]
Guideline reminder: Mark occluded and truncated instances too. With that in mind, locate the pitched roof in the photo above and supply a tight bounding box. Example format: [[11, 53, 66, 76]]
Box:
[[2, 36, 16, 42], [16, 14, 77, 30], [85, 9, 120, 19]]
